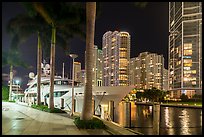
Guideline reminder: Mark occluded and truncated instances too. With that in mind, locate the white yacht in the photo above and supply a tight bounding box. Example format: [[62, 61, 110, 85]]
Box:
[[24, 62, 83, 111], [24, 62, 135, 121]]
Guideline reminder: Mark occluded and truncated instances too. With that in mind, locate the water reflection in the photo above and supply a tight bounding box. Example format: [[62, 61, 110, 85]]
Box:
[[200, 111, 202, 127], [116, 102, 202, 135], [164, 107, 173, 128], [180, 109, 190, 135]]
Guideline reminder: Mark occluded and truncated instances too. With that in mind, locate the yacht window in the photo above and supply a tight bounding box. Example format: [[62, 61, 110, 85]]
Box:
[[54, 81, 61, 85], [62, 81, 68, 85], [44, 91, 68, 98], [54, 92, 60, 97], [31, 84, 37, 88], [44, 93, 49, 98], [42, 82, 49, 86]]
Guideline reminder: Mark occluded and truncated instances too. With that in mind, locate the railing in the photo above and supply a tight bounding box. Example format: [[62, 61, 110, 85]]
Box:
[[94, 92, 106, 112], [64, 97, 72, 111]]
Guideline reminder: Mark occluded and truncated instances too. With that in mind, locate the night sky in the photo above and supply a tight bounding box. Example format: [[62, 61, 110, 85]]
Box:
[[2, 2, 169, 89]]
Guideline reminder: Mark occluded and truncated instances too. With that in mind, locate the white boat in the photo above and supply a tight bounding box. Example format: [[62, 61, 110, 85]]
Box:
[[24, 62, 135, 120]]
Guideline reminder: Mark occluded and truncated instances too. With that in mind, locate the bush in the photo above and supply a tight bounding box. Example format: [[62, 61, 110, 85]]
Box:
[[180, 93, 189, 102], [2, 85, 9, 100], [31, 104, 66, 113], [8, 100, 16, 103], [74, 116, 106, 129], [2, 99, 15, 103]]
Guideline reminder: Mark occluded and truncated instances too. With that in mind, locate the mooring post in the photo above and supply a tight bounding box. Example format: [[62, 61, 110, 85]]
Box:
[[61, 98, 64, 109], [153, 103, 160, 135], [124, 101, 131, 127], [92, 97, 95, 115], [108, 100, 114, 121]]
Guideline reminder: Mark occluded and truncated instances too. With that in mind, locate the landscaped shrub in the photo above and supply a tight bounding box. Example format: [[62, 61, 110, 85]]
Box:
[[31, 104, 66, 113], [74, 116, 106, 129], [8, 100, 16, 103], [2, 85, 9, 100]]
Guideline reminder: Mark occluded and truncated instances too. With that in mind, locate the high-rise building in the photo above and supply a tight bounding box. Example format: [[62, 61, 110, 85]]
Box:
[[132, 52, 165, 90], [80, 69, 86, 86], [129, 57, 136, 85], [93, 45, 103, 86], [84, 45, 103, 86], [163, 68, 168, 91], [74, 62, 81, 82], [102, 31, 130, 86], [169, 2, 202, 98]]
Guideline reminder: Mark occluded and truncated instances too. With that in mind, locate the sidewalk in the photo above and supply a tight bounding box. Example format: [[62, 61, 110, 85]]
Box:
[[2, 102, 111, 135]]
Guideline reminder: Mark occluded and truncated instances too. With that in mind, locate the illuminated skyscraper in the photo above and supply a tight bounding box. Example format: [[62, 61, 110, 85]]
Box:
[[84, 45, 103, 86], [93, 45, 103, 86], [102, 31, 130, 86], [132, 52, 165, 90], [74, 62, 81, 82], [163, 68, 168, 91], [169, 2, 202, 98]]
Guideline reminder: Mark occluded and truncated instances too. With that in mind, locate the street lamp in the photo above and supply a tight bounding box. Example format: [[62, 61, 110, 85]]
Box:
[[16, 80, 20, 92], [15, 80, 20, 101], [69, 53, 78, 116]]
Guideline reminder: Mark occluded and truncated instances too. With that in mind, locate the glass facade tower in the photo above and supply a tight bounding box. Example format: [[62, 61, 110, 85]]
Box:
[[102, 31, 130, 86], [168, 2, 202, 98]]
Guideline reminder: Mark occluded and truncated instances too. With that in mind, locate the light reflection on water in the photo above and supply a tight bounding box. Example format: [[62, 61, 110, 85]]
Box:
[[180, 109, 190, 135], [115, 103, 202, 135]]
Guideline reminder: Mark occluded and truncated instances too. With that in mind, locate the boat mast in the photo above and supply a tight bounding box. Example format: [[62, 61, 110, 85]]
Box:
[[62, 62, 64, 79]]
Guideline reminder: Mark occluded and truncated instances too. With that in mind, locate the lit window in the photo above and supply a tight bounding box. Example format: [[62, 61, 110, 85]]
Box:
[[184, 49, 192, 55], [191, 70, 196, 74], [184, 59, 192, 66], [192, 81, 196, 85], [184, 43, 192, 50], [184, 77, 190, 81], [184, 67, 191, 70]]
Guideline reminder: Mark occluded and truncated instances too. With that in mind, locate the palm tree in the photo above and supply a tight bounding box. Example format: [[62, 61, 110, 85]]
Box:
[[37, 32, 42, 105], [7, 14, 55, 106], [80, 2, 96, 121], [7, 14, 50, 104], [20, 2, 85, 110], [2, 49, 28, 101]]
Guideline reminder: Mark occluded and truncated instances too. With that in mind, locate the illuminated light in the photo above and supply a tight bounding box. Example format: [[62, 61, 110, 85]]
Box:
[[192, 81, 196, 85], [191, 70, 196, 74], [184, 67, 191, 70], [183, 56, 192, 58], [184, 77, 189, 81], [184, 63, 192, 67], [184, 43, 192, 49], [170, 20, 175, 26]]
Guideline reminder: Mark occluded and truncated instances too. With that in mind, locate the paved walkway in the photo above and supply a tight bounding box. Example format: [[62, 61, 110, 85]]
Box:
[[2, 102, 111, 135]]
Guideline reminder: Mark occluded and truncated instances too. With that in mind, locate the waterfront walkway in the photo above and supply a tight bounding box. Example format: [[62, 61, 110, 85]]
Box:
[[2, 102, 111, 135], [2, 101, 141, 135]]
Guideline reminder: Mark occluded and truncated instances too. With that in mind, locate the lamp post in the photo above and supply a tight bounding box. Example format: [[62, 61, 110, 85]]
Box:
[[69, 53, 78, 116], [16, 80, 20, 101]]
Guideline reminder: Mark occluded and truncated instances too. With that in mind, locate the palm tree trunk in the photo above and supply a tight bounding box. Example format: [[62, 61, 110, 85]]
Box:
[[37, 32, 42, 105], [81, 2, 96, 120], [49, 24, 56, 110], [9, 65, 13, 101]]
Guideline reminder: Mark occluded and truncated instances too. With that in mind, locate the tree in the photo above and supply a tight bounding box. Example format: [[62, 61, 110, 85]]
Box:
[[136, 91, 144, 101], [81, 2, 96, 121], [7, 13, 51, 104], [2, 85, 9, 100], [180, 93, 189, 102], [2, 49, 29, 101], [143, 87, 166, 102], [37, 32, 42, 105], [33, 2, 86, 110], [7, 2, 86, 110]]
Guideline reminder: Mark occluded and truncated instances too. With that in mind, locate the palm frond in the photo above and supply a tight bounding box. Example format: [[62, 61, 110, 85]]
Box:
[[2, 48, 29, 68]]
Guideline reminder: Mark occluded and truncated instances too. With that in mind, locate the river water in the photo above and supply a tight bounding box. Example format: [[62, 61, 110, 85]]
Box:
[[115, 102, 202, 135]]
